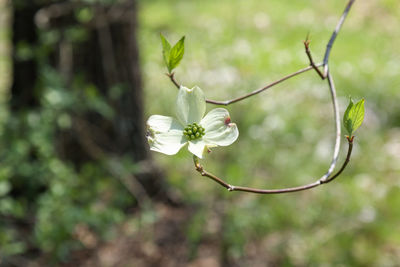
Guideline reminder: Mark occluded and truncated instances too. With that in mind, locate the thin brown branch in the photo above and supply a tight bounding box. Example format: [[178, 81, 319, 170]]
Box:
[[193, 137, 354, 194], [322, 135, 354, 184], [205, 65, 319, 105], [188, 0, 357, 195], [304, 38, 325, 79], [318, 69, 342, 182], [194, 156, 232, 190], [167, 72, 180, 89], [304, 0, 356, 79], [167, 1, 356, 106], [230, 181, 321, 194], [323, 0, 356, 76], [169, 65, 319, 106]]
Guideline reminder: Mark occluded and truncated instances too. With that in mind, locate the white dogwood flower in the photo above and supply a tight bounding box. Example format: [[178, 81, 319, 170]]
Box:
[[146, 86, 239, 158]]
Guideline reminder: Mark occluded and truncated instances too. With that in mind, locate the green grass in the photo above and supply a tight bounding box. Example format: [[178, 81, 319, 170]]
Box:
[[138, 0, 400, 265]]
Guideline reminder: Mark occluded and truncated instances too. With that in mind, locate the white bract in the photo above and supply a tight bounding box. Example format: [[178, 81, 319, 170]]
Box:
[[146, 86, 239, 158]]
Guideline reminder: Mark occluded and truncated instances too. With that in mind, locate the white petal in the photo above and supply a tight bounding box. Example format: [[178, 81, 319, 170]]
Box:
[[188, 140, 207, 159], [176, 86, 206, 125], [146, 115, 186, 155], [201, 108, 239, 146], [147, 130, 187, 155], [147, 115, 182, 132]]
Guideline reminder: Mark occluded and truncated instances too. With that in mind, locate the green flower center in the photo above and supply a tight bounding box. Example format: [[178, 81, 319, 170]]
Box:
[[183, 122, 205, 140]]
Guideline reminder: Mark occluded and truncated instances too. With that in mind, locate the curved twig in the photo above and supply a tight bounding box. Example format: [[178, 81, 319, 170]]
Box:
[[304, 38, 325, 79], [193, 68, 346, 195], [206, 65, 320, 106], [322, 135, 354, 184], [188, 0, 358, 194], [168, 65, 319, 106], [323, 0, 356, 76], [168, 1, 356, 106], [168, 0, 356, 105], [193, 137, 354, 194], [318, 69, 341, 182], [166, 72, 180, 89]]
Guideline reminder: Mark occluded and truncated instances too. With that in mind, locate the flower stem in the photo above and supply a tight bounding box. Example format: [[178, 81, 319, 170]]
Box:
[[193, 137, 354, 195], [186, 0, 357, 194]]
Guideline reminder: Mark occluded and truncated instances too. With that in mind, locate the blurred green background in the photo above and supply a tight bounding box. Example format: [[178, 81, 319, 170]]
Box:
[[1, 0, 400, 266]]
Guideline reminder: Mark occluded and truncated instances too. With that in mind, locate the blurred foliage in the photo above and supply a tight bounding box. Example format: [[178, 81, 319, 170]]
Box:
[[0, 0, 399, 265], [0, 37, 135, 264], [140, 0, 400, 265]]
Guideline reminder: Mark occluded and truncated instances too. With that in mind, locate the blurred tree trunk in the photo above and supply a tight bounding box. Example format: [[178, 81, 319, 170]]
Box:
[[11, 0, 171, 202], [57, 1, 169, 200], [10, 1, 41, 109]]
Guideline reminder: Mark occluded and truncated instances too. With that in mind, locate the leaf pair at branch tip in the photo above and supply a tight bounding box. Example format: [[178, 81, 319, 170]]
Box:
[[160, 33, 185, 74], [343, 97, 365, 137]]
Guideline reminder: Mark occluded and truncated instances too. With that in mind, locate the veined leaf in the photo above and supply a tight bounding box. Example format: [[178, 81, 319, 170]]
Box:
[[343, 97, 365, 136], [168, 36, 185, 72], [160, 33, 171, 72], [343, 98, 354, 134]]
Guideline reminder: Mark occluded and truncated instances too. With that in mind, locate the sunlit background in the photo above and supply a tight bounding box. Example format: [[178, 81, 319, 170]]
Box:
[[1, 0, 399, 266]]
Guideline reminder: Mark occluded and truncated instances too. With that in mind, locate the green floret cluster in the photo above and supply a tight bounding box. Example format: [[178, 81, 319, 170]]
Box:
[[183, 122, 205, 140]]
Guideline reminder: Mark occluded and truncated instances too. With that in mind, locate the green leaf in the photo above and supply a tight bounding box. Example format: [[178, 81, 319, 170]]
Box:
[[168, 36, 185, 72], [343, 98, 354, 135], [160, 33, 171, 72], [343, 97, 365, 136]]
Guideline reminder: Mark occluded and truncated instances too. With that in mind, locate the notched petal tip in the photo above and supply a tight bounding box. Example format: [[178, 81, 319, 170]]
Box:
[[224, 116, 231, 125], [179, 85, 191, 92], [201, 109, 239, 147], [176, 85, 206, 125]]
